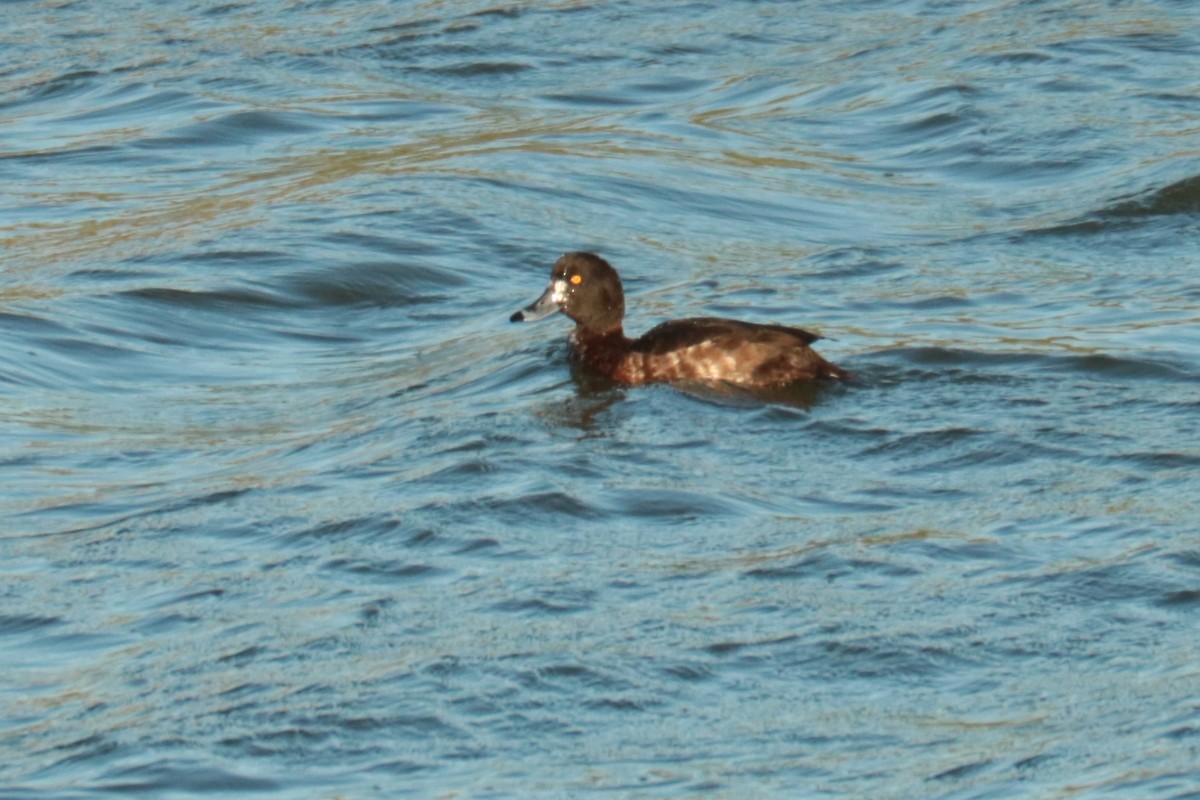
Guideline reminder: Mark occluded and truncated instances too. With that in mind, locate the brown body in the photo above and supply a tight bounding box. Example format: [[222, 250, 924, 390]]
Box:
[[512, 253, 845, 388], [573, 319, 843, 387]]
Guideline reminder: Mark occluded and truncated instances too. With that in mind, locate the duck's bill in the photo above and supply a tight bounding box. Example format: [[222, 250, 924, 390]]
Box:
[[510, 282, 564, 323]]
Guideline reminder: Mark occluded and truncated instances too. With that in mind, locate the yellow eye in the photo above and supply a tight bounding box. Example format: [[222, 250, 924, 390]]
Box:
[[570, 274, 583, 285]]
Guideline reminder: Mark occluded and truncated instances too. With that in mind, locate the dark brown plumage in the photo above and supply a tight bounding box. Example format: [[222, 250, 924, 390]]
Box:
[[511, 252, 845, 388]]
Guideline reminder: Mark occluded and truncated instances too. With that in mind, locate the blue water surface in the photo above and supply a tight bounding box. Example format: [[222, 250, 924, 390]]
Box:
[[2, 1, 1199, 798]]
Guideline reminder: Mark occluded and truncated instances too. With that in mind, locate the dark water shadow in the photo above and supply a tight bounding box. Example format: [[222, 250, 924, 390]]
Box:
[[1099, 173, 1200, 218], [1025, 172, 1200, 237], [868, 345, 1195, 383], [531, 363, 627, 436]]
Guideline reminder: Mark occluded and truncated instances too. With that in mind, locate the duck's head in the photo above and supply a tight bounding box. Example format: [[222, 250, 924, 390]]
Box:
[[510, 252, 625, 333]]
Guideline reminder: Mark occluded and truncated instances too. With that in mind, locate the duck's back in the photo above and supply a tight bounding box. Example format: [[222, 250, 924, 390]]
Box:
[[620, 317, 844, 386]]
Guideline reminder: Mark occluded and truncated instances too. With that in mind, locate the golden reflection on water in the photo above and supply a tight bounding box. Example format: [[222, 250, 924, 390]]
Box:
[[3, 112, 639, 270]]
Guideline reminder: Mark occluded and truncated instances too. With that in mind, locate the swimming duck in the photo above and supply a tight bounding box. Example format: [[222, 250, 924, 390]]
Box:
[[511, 252, 845, 387]]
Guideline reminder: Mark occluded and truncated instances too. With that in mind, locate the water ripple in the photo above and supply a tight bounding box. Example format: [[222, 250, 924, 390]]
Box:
[[3, 0, 1200, 797]]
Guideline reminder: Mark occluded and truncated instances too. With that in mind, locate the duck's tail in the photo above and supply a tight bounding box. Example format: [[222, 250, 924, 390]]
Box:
[[820, 359, 852, 381]]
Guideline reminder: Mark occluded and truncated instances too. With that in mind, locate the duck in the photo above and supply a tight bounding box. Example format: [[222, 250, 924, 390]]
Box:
[[511, 252, 845, 387]]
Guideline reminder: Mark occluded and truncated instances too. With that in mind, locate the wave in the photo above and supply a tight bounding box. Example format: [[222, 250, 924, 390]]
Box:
[[1028, 172, 1200, 236]]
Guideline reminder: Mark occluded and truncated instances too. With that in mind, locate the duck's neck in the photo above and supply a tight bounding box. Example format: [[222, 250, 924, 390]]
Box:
[[569, 325, 629, 372], [572, 325, 627, 346]]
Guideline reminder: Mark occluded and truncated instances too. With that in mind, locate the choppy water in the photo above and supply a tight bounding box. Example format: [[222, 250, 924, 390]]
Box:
[[3, 1, 1200, 798]]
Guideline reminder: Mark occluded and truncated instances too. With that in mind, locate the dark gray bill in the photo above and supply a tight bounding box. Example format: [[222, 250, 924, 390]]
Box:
[[510, 283, 563, 323]]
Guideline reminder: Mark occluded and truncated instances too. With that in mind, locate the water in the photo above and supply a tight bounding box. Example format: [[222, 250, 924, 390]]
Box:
[[3, 1, 1199, 797]]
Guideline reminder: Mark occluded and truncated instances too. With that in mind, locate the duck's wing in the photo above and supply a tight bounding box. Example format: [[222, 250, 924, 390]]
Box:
[[630, 317, 821, 355]]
